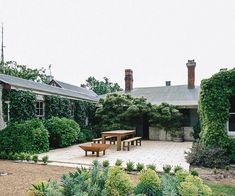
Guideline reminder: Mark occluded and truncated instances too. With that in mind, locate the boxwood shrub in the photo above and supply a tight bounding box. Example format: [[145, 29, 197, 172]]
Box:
[[45, 117, 80, 148], [0, 119, 49, 153]]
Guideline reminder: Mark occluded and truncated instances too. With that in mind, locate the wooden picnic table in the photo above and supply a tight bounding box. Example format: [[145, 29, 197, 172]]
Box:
[[101, 130, 136, 151]]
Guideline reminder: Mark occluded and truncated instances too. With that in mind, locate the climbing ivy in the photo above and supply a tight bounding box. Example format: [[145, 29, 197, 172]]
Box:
[[74, 100, 96, 128], [44, 95, 73, 119], [2, 89, 36, 122], [198, 68, 235, 151], [44, 95, 96, 128]]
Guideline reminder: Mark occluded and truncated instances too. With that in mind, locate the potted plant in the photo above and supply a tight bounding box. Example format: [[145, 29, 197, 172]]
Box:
[[171, 128, 184, 142]]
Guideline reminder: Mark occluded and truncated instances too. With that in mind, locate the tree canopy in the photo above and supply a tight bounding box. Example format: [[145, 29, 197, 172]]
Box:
[[0, 61, 47, 82], [95, 93, 152, 130], [81, 76, 122, 95], [96, 93, 182, 133]]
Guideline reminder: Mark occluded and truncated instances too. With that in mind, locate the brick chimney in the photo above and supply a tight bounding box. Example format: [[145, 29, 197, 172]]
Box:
[[125, 69, 133, 91], [186, 60, 196, 89]]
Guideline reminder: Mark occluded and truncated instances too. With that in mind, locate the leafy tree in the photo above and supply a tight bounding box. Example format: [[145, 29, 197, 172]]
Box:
[[150, 102, 182, 140], [81, 76, 122, 95], [95, 93, 152, 130], [0, 61, 47, 82]]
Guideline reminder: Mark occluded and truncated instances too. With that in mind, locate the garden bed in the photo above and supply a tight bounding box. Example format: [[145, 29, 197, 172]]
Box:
[[1, 160, 235, 196], [0, 160, 76, 196], [192, 167, 235, 186]]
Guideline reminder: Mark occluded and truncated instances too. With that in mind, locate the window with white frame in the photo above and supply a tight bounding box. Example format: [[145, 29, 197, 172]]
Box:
[[36, 101, 44, 119]]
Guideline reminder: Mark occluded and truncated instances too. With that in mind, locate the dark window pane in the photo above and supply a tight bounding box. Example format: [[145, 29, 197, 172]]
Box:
[[229, 114, 235, 132], [230, 96, 235, 112], [36, 109, 39, 115], [179, 109, 190, 126]]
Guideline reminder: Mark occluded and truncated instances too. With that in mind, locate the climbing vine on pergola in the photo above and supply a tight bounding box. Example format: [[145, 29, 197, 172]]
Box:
[[198, 68, 235, 150]]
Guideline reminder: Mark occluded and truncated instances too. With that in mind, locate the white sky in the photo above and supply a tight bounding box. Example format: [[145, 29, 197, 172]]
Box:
[[0, 0, 235, 89]]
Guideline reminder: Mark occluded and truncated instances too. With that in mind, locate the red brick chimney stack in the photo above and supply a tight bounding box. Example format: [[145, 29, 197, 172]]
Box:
[[125, 69, 133, 91], [186, 60, 196, 89]]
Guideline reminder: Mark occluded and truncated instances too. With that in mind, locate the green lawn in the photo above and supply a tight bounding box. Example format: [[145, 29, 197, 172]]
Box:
[[206, 182, 235, 196]]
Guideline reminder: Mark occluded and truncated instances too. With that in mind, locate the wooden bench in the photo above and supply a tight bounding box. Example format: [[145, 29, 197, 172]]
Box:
[[79, 143, 110, 157], [122, 137, 142, 151], [92, 136, 116, 144]]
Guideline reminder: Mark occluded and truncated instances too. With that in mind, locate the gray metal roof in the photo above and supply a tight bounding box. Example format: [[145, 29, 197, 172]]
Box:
[[126, 85, 200, 107], [53, 80, 98, 97], [0, 74, 98, 102], [101, 85, 200, 108]]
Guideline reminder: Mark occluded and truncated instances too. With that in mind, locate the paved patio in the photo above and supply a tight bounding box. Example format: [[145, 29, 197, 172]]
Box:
[[39, 141, 192, 171]]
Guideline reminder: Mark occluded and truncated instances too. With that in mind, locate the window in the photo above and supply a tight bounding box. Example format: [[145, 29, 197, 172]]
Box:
[[36, 101, 44, 119], [228, 112, 235, 136], [228, 96, 235, 136], [70, 102, 75, 118]]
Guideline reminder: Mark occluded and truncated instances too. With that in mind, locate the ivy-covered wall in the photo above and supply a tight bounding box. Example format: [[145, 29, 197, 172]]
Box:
[[44, 95, 73, 119], [2, 89, 96, 128], [44, 95, 96, 128], [2, 89, 36, 122], [198, 68, 235, 150]]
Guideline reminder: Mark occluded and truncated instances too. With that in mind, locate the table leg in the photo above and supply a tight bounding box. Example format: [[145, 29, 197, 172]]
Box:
[[102, 135, 106, 144], [117, 136, 121, 151], [96, 151, 99, 157]]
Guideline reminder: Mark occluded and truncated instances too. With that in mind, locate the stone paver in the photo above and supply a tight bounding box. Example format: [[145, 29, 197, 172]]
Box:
[[39, 141, 192, 171]]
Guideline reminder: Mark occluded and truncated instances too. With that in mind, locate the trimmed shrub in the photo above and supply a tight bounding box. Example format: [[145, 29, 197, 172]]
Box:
[[32, 155, 38, 163], [163, 164, 172, 174], [185, 142, 229, 168], [12, 153, 19, 160], [42, 155, 48, 164], [173, 165, 183, 173], [0, 119, 49, 154], [126, 161, 134, 172], [177, 172, 212, 196], [146, 164, 156, 171], [190, 169, 199, 176], [105, 166, 132, 196], [115, 159, 123, 167], [136, 163, 144, 172], [184, 175, 212, 195], [134, 168, 161, 195], [175, 170, 191, 183], [25, 153, 31, 161], [102, 160, 110, 168], [178, 181, 199, 196], [45, 117, 80, 148], [19, 152, 27, 161]]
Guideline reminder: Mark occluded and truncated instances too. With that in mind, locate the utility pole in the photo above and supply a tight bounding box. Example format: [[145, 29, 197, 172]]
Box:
[[1, 24, 5, 65]]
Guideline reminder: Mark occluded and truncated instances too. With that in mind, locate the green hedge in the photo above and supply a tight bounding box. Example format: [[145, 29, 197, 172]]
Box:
[[0, 119, 49, 153], [199, 68, 235, 152], [45, 117, 80, 148]]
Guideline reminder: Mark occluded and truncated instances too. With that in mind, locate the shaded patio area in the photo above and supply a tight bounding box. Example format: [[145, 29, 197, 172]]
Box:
[[39, 141, 192, 171]]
